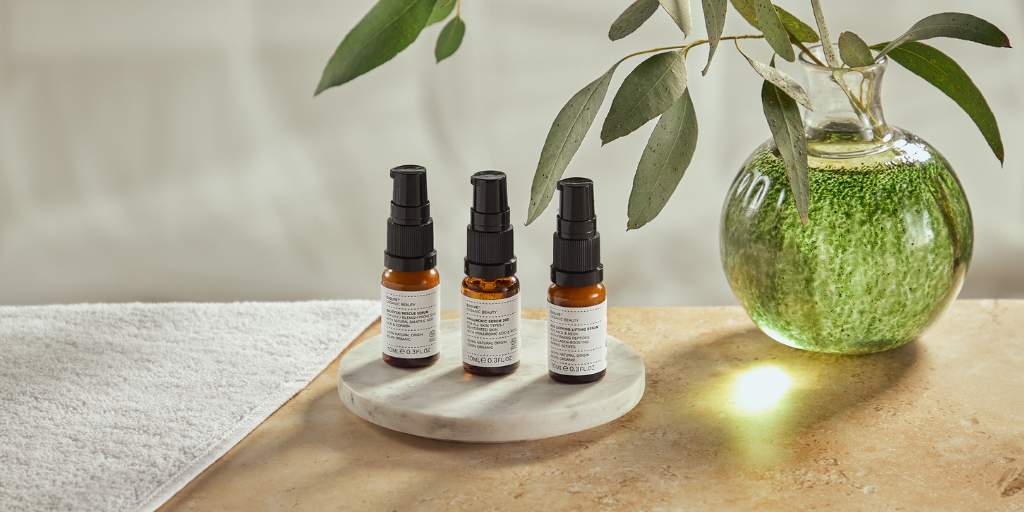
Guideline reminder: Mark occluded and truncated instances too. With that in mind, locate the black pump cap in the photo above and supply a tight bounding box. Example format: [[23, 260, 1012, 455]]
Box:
[[559, 178, 595, 221], [552, 177, 602, 287], [472, 171, 508, 214], [385, 165, 436, 271], [465, 170, 516, 280], [390, 165, 430, 225]]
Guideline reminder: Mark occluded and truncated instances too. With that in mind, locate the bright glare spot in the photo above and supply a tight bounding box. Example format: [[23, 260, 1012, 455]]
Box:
[[732, 365, 793, 414]]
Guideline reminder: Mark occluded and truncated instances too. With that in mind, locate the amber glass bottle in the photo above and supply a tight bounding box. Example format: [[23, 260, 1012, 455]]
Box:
[[382, 268, 440, 368], [461, 171, 521, 376], [380, 165, 440, 368], [548, 178, 607, 384]]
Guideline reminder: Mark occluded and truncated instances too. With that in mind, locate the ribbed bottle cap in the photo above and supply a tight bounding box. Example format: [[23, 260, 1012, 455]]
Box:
[[465, 170, 516, 279], [551, 177, 602, 287], [385, 165, 436, 271]]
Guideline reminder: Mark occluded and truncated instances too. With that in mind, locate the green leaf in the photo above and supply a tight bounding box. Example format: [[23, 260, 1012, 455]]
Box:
[[627, 90, 699, 229], [775, 5, 818, 43], [729, 0, 757, 26], [736, 43, 813, 109], [658, 0, 693, 36], [810, 0, 839, 68], [838, 31, 874, 67], [876, 12, 1011, 59], [315, 0, 438, 95], [609, 0, 660, 41], [761, 78, 809, 223], [426, 0, 455, 26], [435, 16, 465, 62], [526, 67, 618, 225], [732, 1, 818, 44], [729, 0, 795, 61], [700, 0, 728, 75], [872, 41, 1004, 163], [601, 51, 687, 145], [754, 0, 795, 61]]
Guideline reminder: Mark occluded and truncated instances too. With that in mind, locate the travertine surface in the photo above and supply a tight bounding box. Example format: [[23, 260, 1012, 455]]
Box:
[[162, 301, 1024, 511]]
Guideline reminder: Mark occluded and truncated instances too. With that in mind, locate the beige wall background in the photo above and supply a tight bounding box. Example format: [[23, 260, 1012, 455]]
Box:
[[0, 0, 1021, 307]]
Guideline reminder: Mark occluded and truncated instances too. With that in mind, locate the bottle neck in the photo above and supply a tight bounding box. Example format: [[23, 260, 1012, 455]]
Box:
[[801, 48, 893, 157]]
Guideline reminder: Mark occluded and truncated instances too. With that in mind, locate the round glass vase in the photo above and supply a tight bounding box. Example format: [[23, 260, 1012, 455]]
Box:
[[720, 51, 973, 354]]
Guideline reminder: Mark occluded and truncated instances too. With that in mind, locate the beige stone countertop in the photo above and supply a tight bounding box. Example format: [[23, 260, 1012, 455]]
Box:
[[162, 300, 1024, 511]]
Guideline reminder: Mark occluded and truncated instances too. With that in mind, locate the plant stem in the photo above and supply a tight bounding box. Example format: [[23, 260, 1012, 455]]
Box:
[[455, 0, 461, 17], [792, 37, 826, 67], [682, 35, 765, 57], [617, 34, 765, 64]]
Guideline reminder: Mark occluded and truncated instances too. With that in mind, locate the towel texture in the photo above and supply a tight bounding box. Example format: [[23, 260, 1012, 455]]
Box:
[[0, 300, 379, 512]]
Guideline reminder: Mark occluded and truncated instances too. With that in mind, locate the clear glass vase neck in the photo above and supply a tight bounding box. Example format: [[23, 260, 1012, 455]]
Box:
[[801, 46, 893, 157]]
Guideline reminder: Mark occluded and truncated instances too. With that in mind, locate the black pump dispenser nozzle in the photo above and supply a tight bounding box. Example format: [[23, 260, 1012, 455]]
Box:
[[465, 170, 516, 280], [391, 165, 428, 218], [552, 177, 602, 287], [385, 165, 436, 271]]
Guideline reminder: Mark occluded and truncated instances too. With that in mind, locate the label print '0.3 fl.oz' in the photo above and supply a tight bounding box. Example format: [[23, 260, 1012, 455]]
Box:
[[548, 301, 607, 376], [381, 285, 441, 358], [462, 294, 521, 367]]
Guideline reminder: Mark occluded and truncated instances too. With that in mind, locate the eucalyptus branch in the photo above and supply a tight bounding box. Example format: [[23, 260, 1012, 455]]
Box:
[[682, 34, 765, 58], [618, 34, 765, 65], [316, 0, 1011, 228]]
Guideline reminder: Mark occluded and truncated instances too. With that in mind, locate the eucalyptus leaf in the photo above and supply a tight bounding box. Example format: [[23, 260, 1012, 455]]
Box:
[[761, 79, 809, 222], [737, 44, 813, 109], [627, 90, 698, 229], [729, 0, 795, 61], [838, 31, 874, 67], [729, 0, 757, 26], [426, 0, 455, 26], [435, 16, 465, 62], [776, 5, 819, 43], [601, 51, 687, 145], [659, 0, 694, 36], [315, 0, 437, 95], [732, 1, 818, 44], [609, 0, 660, 41], [873, 41, 1004, 163], [701, 0, 728, 75], [877, 12, 1011, 59], [754, 0, 795, 61], [526, 67, 618, 225], [810, 0, 839, 68]]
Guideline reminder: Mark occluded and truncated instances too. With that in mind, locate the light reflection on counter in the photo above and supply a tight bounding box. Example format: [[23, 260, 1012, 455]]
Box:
[[711, 362, 804, 467], [677, 337, 917, 469], [730, 365, 793, 415]]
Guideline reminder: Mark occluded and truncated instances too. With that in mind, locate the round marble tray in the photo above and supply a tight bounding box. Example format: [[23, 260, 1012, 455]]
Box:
[[337, 319, 645, 443]]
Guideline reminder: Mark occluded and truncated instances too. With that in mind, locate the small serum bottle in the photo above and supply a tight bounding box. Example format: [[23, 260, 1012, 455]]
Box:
[[461, 171, 521, 376], [548, 177, 607, 384], [381, 165, 441, 368]]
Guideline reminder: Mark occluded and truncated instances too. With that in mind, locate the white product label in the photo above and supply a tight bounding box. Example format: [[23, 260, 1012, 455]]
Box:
[[547, 301, 607, 376], [381, 284, 440, 358], [461, 294, 521, 367]]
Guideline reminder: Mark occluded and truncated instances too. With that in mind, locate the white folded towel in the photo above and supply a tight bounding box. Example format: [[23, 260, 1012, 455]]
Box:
[[0, 300, 379, 512]]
